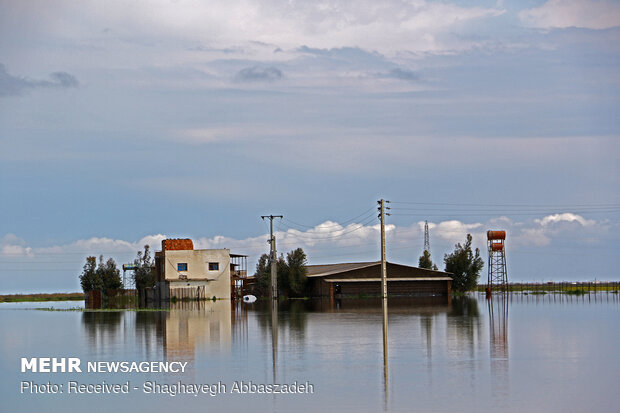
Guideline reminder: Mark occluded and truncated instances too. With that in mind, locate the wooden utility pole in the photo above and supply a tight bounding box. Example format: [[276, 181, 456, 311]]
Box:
[[379, 198, 390, 410], [378, 199, 390, 299], [262, 215, 283, 300]]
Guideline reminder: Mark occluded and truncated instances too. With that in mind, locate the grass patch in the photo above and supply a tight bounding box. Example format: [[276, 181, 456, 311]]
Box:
[[0, 293, 84, 303]]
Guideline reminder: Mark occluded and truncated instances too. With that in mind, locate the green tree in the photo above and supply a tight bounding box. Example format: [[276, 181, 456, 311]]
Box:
[[285, 248, 308, 297], [133, 245, 156, 291], [418, 250, 438, 270], [80, 256, 101, 293], [253, 253, 272, 297], [443, 234, 484, 292], [253, 248, 308, 298], [79, 255, 122, 295], [97, 255, 123, 292]]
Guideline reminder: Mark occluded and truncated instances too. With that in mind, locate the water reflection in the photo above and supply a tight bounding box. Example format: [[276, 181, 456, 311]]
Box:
[[271, 299, 278, 383], [382, 298, 389, 411], [80, 294, 510, 408], [81, 301, 232, 362], [448, 296, 482, 359], [487, 293, 510, 401], [9, 292, 618, 413], [163, 300, 231, 362], [82, 311, 126, 351]]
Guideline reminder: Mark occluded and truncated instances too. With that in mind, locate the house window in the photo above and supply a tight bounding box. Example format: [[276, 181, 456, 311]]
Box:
[[209, 262, 219, 271], [177, 263, 188, 272]]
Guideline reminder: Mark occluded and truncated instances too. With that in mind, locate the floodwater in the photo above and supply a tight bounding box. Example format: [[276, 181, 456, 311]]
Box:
[[1, 293, 619, 412]]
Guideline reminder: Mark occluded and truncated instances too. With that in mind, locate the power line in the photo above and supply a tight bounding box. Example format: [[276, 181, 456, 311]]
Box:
[[390, 210, 620, 217], [276, 214, 377, 236], [281, 205, 378, 229], [391, 201, 620, 208], [275, 215, 378, 241]]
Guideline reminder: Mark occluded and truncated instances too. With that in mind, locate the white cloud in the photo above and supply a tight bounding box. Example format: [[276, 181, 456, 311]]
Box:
[[1, 244, 34, 257], [434, 220, 484, 244], [23, 234, 167, 257], [0, 234, 34, 257], [519, 0, 620, 30], [535, 213, 595, 227]]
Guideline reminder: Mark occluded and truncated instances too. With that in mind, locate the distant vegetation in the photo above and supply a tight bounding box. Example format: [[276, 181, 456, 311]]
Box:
[[418, 250, 438, 270], [0, 293, 84, 303], [475, 282, 620, 294], [253, 248, 308, 298]]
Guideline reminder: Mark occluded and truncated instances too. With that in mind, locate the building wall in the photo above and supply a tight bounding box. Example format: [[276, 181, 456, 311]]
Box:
[[163, 249, 231, 299], [334, 280, 450, 296], [307, 263, 451, 297]]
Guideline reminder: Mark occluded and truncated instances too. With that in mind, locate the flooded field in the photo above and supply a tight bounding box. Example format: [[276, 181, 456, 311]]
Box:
[[1, 293, 618, 412]]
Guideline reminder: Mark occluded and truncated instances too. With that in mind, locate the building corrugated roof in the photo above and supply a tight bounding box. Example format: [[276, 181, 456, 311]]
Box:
[[306, 261, 380, 277], [306, 261, 452, 278], [322, 277, 453, 282]]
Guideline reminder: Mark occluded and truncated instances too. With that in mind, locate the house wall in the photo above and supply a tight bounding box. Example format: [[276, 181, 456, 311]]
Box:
[[163, 249, 231, 299]]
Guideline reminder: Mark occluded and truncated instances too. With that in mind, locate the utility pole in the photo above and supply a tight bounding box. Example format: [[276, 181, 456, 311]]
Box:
[[261, 214, 283, 300], [377, 199, 390, 299]]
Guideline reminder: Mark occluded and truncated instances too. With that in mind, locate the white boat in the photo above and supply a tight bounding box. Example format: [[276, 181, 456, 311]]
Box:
[[243, 295, 257, 303]]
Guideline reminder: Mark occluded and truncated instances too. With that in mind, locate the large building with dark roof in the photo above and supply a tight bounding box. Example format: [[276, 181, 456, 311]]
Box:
[[306, 261, 452, 298]]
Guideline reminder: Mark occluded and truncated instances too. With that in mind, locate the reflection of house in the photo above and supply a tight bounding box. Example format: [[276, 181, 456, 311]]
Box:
[[306, 261, 452, 298], [163, 300, 232, 362], [154, 239, 247, 300]]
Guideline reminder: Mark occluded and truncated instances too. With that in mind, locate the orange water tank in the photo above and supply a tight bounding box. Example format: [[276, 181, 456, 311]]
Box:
[[491, 242, 504, 251], [487, 230, 506, 240]]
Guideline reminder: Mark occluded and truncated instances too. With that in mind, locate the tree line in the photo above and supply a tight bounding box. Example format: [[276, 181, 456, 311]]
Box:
[[79, 245, 154, 297]]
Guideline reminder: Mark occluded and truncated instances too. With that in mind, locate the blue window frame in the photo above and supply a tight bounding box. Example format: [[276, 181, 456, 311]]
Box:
[[209, 262, 219, 271], [177, 263, 188, 272]]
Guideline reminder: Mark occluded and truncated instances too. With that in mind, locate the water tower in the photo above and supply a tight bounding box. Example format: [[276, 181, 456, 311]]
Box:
[[487, 230, 508, 291]]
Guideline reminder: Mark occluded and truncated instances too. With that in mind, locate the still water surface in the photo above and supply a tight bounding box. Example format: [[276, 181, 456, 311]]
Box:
[[1, 294, 618, 412]]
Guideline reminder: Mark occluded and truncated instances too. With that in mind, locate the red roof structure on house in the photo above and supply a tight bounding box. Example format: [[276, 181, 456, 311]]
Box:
[[161, 238, 194, 251]]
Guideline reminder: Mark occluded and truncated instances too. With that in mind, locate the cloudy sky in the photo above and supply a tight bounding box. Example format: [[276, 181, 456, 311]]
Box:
[[0, 0, 619, 293]]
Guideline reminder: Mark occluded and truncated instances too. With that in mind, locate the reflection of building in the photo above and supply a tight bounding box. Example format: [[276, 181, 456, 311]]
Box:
[[154, 239, 247, 300], [163, 300, 232, 362], [306, 262, 452, 298]]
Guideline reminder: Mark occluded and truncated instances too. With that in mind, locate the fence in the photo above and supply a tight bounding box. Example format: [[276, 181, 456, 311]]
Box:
[[478, 281, 620, 294], [169, 286, 210, 301]]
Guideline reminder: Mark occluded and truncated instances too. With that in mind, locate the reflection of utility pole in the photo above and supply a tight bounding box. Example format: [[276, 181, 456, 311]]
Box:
[[382, 296, 389, 409], [378, 199, 390, 299], [261, 215, 283, 300], [271, 299, 278, 383]]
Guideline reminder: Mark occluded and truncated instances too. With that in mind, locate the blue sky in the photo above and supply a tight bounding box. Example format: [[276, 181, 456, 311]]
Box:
[[0, 0, 619, 293]]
